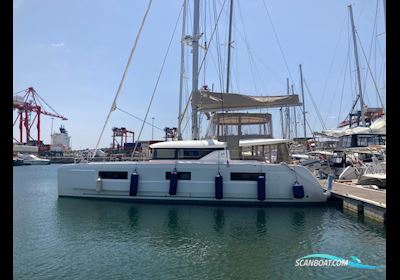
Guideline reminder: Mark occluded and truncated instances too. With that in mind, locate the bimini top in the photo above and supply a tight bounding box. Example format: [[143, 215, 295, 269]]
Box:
[[212, 112, 271, 125], [150, 139, 226, 149], [192, 90, 301, 112], [239, 138, 290, 147]]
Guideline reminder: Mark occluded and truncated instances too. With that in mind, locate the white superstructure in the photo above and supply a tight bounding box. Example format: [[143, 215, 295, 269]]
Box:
[[51, 125, 71, 151], [58, 140, 329, 203]]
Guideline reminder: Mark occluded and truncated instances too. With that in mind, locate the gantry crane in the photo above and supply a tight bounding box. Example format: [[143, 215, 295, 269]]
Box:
[[13, 87, 68, 146], [112, 127, 135, 150]]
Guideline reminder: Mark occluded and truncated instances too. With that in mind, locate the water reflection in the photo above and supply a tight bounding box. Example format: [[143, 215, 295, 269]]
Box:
[[167, 208, 179, 232], [213, 208, 225, 233], [128, 206, 140, 230], [55, 199, 327, 239], [291, 210, 306, 228], [256, 209, 266, 234], [15, 165, 386, 280]]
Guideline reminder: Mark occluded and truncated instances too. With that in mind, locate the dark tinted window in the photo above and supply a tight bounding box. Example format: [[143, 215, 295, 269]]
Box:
[[356, 135, 385, 147], [178, 148, 223, 159], [165, 172, 191, 180], [152, 149, 177, 159], [230, 173, 265, 181], [152, 148, 223, 160], [99, 171, 128, 179], [339, 135, 351, 148]]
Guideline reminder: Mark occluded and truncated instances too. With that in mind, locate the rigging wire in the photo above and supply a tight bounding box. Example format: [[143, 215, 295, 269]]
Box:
[[323, 39, 352, 127], [92, 0, 153, 159], [177, 0, 228, 134], [303, 79, 326, 130], [116, 107, 164, 131], [373, 0, 379, 106], [201, 0, 208, 86], [181, 0, 226, 136], [236, 0, 263, 95], [232, 39, 241, 92], [250, 50, 283, 83], [355, 31, 385, 112], [342, 17, 357, 124], [261, 0, 295, 84], [214, 0, 227, 92], [359, 2, 379, 109], [296, 104, 316, 139], [131, 4, 183, 158], [198, 0, 228, 82], [337, 46, 350, 126], [320, 14, 348, 123]]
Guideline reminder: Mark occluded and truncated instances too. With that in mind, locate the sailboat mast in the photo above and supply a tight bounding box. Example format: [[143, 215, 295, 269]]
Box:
[[191, 0, 200, 140], [177, 0, 187, 140], [291, 84, 298, 138], [286, 78, 290, 139], [226, 0, 234, 93], [348, 4, 366, 126], [280, 108, 285, 138], [299, 64, 307, 138]]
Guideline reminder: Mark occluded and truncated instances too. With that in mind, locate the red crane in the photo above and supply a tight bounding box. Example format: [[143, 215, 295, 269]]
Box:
[[112, 127, 135, 150], [13, 87, 68, 147]]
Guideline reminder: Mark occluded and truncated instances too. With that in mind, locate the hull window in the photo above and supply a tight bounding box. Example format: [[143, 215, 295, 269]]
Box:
[[230, 172, 265, 181], [99, 171, 128, 179], [165, 172, 191, 180]]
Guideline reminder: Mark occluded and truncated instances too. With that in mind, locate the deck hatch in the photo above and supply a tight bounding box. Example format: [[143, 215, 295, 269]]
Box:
[[99, 171, 128, 179]]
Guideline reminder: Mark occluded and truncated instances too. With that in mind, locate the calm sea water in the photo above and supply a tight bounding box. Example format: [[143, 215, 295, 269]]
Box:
[[13, 165, 386, 280]]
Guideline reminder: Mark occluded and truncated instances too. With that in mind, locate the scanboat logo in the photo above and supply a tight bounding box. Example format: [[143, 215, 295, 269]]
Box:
[[295, 254, 384, 269]]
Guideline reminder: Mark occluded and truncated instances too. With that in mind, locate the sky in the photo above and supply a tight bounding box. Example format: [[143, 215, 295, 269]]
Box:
[[13, 0, 386, 150]]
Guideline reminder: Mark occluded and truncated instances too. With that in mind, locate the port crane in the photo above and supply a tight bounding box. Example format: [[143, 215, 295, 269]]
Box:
[[112, 127, 135, 150], [13, 87, 68, 147]]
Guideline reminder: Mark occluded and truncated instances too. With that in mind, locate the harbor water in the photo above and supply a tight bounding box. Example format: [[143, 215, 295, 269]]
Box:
[[14, 165, 386, 279]]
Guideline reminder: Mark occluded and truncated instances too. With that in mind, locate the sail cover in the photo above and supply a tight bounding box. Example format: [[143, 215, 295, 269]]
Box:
[[192, 90, 301, 112]]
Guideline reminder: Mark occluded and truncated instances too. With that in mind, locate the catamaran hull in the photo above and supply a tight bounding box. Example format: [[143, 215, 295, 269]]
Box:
[[58, 161, 329, 203]]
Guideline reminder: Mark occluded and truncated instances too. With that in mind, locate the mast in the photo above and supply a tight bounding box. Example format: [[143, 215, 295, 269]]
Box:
[[177, 0, 187, 140], [299, 64, 307, 138], [191, 0, 200, 139], [280, 108, 285, 138], [348, 4, 366, 126], [291, 84, 298, 138], [226, 0, 234, 93], [286, 78, 290, 139]]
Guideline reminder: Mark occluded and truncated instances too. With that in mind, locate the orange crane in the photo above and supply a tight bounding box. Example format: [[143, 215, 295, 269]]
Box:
[[13, 87, 67, 147]]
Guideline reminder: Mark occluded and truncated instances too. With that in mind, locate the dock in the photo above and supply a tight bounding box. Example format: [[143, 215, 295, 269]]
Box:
[[321, 180, 386, 224]]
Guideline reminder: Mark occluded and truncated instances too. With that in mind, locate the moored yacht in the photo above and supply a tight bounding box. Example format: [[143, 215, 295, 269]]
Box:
[[19, 153, 51, 165], [58, 139, 329, 203], [13, 157, 24, 166], [58, 0, 329, 204]]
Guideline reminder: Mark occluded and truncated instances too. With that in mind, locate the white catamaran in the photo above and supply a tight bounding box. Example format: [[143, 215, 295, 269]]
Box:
[[58, 0, 329, 204]]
